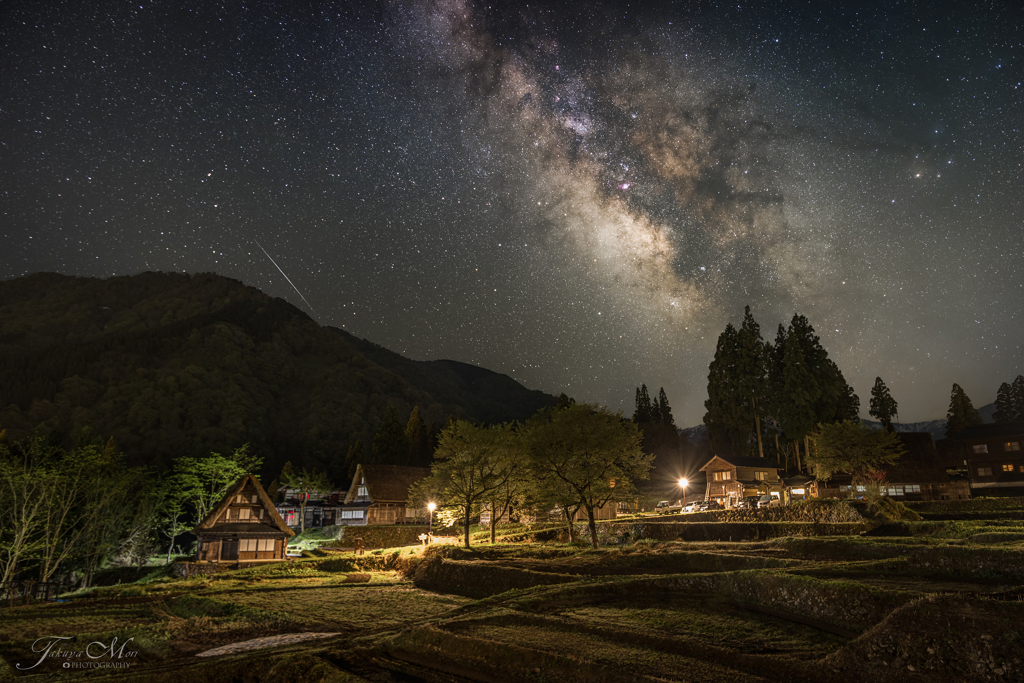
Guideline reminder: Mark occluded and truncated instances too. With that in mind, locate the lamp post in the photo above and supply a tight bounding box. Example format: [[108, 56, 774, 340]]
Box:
[[678, 477, 688, 511], [427, 502, 436, 540]]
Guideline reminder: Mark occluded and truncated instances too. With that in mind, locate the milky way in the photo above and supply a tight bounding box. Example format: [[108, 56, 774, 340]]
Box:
[[2, 0, 1022, 423]]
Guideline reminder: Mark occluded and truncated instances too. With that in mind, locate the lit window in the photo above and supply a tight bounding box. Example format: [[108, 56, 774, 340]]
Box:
[[240, 539, 257, 552], [238, 508, 251, 520], [973, 445, 989, 454], [357, 485, 368, 497], [1006, 442, 1021, 452], [905, 484, 921, 493], [978, 467, 992, 476], [252, 494, 259, 503], [258, 539, 274, 552], [341, 509, 364, 519], [1003, 464, 1015, 472], [754, 471, 766, 481], [722, 471, 731, 480]]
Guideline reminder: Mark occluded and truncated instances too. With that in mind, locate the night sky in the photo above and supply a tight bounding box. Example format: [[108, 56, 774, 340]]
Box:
[[2, 0, 1022, 425]]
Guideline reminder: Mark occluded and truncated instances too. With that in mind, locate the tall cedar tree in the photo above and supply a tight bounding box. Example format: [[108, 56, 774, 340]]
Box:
[[945, 384, 984, 438], [634, 385, 653, 423], [657, 387, 675, 427], [1014, 376, 1024, 421], [704, 323, 749, 456], [778, 334, 819, 471], [371, 405, 410, 465], [994, 382, 1016, 423], [735, 306, 767, 459], [869, 377, 899, 432]]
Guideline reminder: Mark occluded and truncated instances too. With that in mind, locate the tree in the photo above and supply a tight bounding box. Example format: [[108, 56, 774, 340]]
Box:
[[524, 403, 651, 549], [343, 442, 363, 479], [280, 467, 333, 533], [704, 323, 748, 455], [994, 376, 1024, 424], [405, 406, 431, 467], [778, 336, 819, 472], [633, 385, 654, 424], [808, 420, 907, 481], [994, 382, 1016, 423], [945, 383, 984, 438], [409, 421, 517, 548], [735, 306, 768, 459], [370, 405, 410, 466], [656, 387, 675, 427], [869, 377, 898, 432], [172, 444, 262, 525]]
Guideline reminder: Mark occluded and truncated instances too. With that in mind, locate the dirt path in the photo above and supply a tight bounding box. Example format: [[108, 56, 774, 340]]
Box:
[[195, 632, 340, 657]]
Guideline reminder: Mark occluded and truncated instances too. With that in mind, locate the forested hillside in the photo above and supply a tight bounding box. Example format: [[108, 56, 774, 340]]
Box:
[[0, 272, 556, 481]]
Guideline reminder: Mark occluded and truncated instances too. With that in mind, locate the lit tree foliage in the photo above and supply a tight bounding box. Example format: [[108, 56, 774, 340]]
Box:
[[869, 377, 898, 432], [945, 383, 984, 438], [409, 421, 518, 548], [808, 420, 906, 481], [525, 403, 651, 549]]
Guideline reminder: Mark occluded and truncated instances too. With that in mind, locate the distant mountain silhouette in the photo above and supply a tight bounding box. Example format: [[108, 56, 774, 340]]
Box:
[[0, 272, 556, 480]]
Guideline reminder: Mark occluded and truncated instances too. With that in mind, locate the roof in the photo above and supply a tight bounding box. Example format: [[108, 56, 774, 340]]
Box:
[[192, 473, 295, 537], [886, 433, 950, 484], [344, 464, 431, 504], [952, 422, 1024, 440], [699, 455, 784, 472]]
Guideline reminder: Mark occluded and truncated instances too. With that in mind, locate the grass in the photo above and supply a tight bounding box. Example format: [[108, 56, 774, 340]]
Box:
[[3, 500, 1023, 681]]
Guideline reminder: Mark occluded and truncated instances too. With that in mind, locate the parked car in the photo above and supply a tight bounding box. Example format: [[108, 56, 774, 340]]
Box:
[[736, 496, 760, 509], [682, 500, 701, 513], [655, 500, 682, 515]]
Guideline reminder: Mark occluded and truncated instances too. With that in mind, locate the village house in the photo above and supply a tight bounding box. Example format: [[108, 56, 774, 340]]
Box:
[[275, 487, 345, 530], [700, 455, 785, 507], [341, 464, 431, 525], [951, 422, 1024, 497], [193, 474, 293, 564], [815, 432, 969, 501]]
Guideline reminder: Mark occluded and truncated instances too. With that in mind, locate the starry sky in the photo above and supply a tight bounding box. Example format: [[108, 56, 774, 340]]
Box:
[[2, 0, 1022, 425]]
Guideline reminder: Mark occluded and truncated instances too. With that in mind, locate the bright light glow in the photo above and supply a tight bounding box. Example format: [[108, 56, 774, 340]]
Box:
[[428, 502, 436, 512], [678, 478, 688, 487]]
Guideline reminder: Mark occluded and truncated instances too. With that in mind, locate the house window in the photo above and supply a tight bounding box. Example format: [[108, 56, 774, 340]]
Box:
[[973, 445, 988, 454], [1003, 464, 1015, 472], [259, 509, 264, 519], [713, 471, 732, 481], [887, 486, 903, 496], [905, 484, 921, 493], [251, 494, 259, 503], [240, 539, 257, 552], [356, 485, 368, 497], [1006, 442, 1021, 452], [238, 508, 251, 520], [258, 539, 274, 552], [341, 510, 364, 519], [978, 467, 992, 476], [754, 471, 766, 481]]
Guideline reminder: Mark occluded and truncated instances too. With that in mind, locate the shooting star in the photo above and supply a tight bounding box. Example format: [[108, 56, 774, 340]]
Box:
[[254, 240, 318, 318]]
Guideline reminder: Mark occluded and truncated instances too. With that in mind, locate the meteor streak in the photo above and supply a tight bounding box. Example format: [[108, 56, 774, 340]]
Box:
[[254, 240, 318, 318]]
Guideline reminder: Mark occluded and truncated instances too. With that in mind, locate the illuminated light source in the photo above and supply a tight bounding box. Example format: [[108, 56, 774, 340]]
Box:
[[678, 477, 689, 510], [427, 502, 436, 539]]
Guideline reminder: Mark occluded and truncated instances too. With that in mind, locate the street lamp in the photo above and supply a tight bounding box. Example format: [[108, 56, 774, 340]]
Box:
[[427, 502, 436, 539], [678, 478, 688, 510]]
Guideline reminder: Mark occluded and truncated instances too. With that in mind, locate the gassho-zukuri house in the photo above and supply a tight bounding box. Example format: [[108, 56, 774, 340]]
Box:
[[193, 474, 294, 564]]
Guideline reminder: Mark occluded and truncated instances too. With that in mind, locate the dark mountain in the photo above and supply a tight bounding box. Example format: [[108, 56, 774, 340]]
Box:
[[0, 272, 556, 481]]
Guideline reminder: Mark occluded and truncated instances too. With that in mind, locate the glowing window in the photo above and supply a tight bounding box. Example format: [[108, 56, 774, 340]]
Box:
[[1006, 442, 1020, 452], [1003, 464, 1015, 472]]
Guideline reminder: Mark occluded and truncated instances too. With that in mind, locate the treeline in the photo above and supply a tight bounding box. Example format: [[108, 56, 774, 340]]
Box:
[[410, 400, 651, 550], [0, 426, 260, 597], [703, 307, 863, 470]]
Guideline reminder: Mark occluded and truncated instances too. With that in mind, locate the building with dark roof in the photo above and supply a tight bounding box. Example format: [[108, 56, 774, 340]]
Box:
[[342, 464, 432, 525], [950, 422, 1024, 496], [193, 474, 294, 564], [816, 432, 969, 501], [699, 455, 784, 507]]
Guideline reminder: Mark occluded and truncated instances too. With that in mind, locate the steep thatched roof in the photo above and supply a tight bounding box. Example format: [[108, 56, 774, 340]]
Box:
[[344, 464, 431, 504], [192, 473, 294, 537]]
